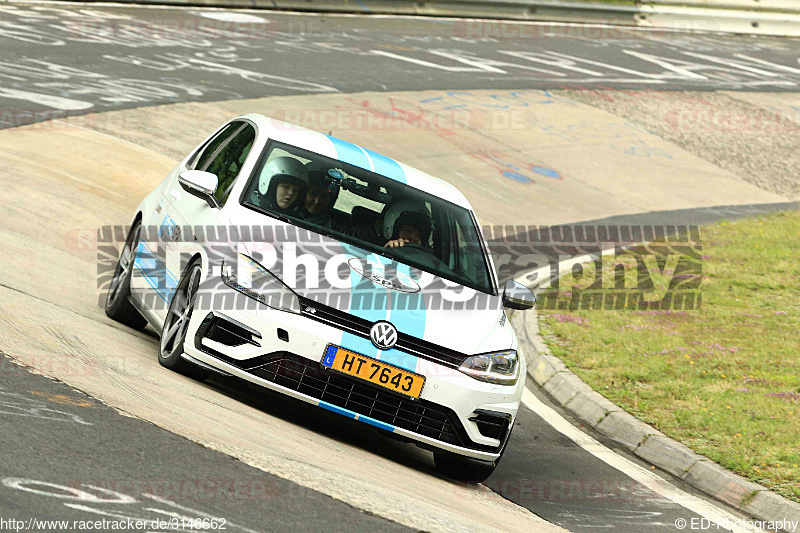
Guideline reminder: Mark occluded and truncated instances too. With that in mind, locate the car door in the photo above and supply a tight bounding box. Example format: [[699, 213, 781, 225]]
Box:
[[156, 121, 258, 323], [126, 121, 241, 322]]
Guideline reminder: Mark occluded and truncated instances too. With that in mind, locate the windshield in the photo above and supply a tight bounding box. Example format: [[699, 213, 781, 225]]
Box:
[[239, 140, 495, 295]]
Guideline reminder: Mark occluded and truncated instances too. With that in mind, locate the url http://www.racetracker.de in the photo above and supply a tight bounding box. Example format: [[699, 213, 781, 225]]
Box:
[[0, 517, 228, 531]]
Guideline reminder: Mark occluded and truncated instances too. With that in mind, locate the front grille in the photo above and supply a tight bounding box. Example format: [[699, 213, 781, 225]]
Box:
[[194, 312, 502, 453], [299, 297, 466, 368], [199, 347, 498, 452], [252, 355, 477, 447]]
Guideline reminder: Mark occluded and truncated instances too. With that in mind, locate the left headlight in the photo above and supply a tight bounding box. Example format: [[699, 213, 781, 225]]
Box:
[[458, 350, 519, 385], [222, 253, 301, 314]]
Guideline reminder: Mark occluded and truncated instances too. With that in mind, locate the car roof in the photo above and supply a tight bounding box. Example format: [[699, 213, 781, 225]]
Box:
[[240, 113, 473, 210]]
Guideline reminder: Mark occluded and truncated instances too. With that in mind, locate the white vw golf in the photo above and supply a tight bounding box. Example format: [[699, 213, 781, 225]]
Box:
[[105, 114, 535, 482]]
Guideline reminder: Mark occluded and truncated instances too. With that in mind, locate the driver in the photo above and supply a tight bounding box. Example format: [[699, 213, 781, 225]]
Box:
[[249, 156, 309, 214], [382, 201, 433, 250]]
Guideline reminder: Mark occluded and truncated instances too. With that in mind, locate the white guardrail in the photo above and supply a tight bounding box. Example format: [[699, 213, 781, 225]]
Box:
[[645, 0, 799, 10], [70, 0, 800, 37], [638, 0, 800, 36]]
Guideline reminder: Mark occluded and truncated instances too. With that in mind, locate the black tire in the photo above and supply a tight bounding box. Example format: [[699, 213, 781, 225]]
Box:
[[105, 220, 147, 330], [434, 452, 498, 484], [158, 259, 210, 381]]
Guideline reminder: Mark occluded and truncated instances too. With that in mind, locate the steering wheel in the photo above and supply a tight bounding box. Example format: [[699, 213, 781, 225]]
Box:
[[395, 242, 427, 251], [392, 243, 448, 270]]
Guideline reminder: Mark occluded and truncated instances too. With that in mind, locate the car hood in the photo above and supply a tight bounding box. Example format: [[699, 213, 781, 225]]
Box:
[[229, 211, 514, 356]]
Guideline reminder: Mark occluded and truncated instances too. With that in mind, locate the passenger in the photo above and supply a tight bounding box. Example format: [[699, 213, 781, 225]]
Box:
[[249, 156, 309, 214], [300, 162, 339, 228], [382, 201, 433, 250]]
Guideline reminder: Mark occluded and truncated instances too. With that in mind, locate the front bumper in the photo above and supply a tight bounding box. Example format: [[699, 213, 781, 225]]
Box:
[[183, 292, 522, 461]]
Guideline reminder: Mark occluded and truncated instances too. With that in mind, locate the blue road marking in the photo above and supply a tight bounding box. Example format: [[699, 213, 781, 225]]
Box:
[[531, 165, 562, 179]]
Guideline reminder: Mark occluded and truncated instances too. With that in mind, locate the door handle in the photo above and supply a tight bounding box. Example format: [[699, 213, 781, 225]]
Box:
[[170, 189, 181, 201]]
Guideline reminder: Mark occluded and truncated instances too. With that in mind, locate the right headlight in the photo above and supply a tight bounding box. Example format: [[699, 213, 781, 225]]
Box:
[[458, 350, 519, 386], [221, 253, 301, 314]]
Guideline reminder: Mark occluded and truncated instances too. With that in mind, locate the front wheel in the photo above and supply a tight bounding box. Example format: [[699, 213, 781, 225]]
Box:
[[158, 259, 209, 381], [105, 220, 147, 330]]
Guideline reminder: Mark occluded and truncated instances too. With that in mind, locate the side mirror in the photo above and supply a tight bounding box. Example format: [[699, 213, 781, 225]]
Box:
[[502, 280, 536, 310], [179, 170, 220, 209]]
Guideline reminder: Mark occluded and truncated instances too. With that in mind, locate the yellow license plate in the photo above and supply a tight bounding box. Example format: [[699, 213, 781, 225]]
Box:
[[321, 345, 425, 399]]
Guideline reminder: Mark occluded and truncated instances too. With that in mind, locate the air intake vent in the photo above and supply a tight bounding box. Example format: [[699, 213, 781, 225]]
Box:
[[469, 410, 511, 441], [199, 314, 261, 348]]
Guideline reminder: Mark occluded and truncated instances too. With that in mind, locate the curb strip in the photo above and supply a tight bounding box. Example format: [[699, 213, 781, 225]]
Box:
[[513, 309, 800, 532]]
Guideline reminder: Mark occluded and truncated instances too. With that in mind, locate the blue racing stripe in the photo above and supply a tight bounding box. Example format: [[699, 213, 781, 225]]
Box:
[[134, 242, 167, 301], [133, 263, 168, 302], [319, 402, 396, 432], [333, 245, 427, 372], [377, 347, 418, 374], [358, 415, 395, 432], [326, 135, 371, 171], [380, 263, 426, 373], [339, 246, 390, 359], [364, 148, 406, 184], [319, 401, 356, 419], [137, 241, 178, 286], [133, 241, 178, 303], [339, 332, 378, 360], [389, 264, 426, 339]]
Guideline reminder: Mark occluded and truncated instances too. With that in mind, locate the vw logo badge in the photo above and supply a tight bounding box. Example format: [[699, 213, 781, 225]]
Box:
[[370, 321, 398, 350]]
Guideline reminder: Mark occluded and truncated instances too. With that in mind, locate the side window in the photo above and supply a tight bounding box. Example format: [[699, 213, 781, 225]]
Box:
[[200, 124, 257, 205], [190, 123, 240, 171]]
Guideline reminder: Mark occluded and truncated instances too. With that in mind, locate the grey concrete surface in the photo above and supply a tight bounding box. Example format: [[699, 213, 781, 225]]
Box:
[[0, 351, 412, 532], [3, 0, 800, 132], [489, 382, 741, 533], [1, 2, 798, 530]]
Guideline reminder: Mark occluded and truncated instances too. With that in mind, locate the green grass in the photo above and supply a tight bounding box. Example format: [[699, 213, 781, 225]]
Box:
[[538, 210, 800, 501]]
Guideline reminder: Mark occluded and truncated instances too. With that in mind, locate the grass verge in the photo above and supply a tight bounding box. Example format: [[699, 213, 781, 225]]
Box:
[[538, 210, 800, 501]]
